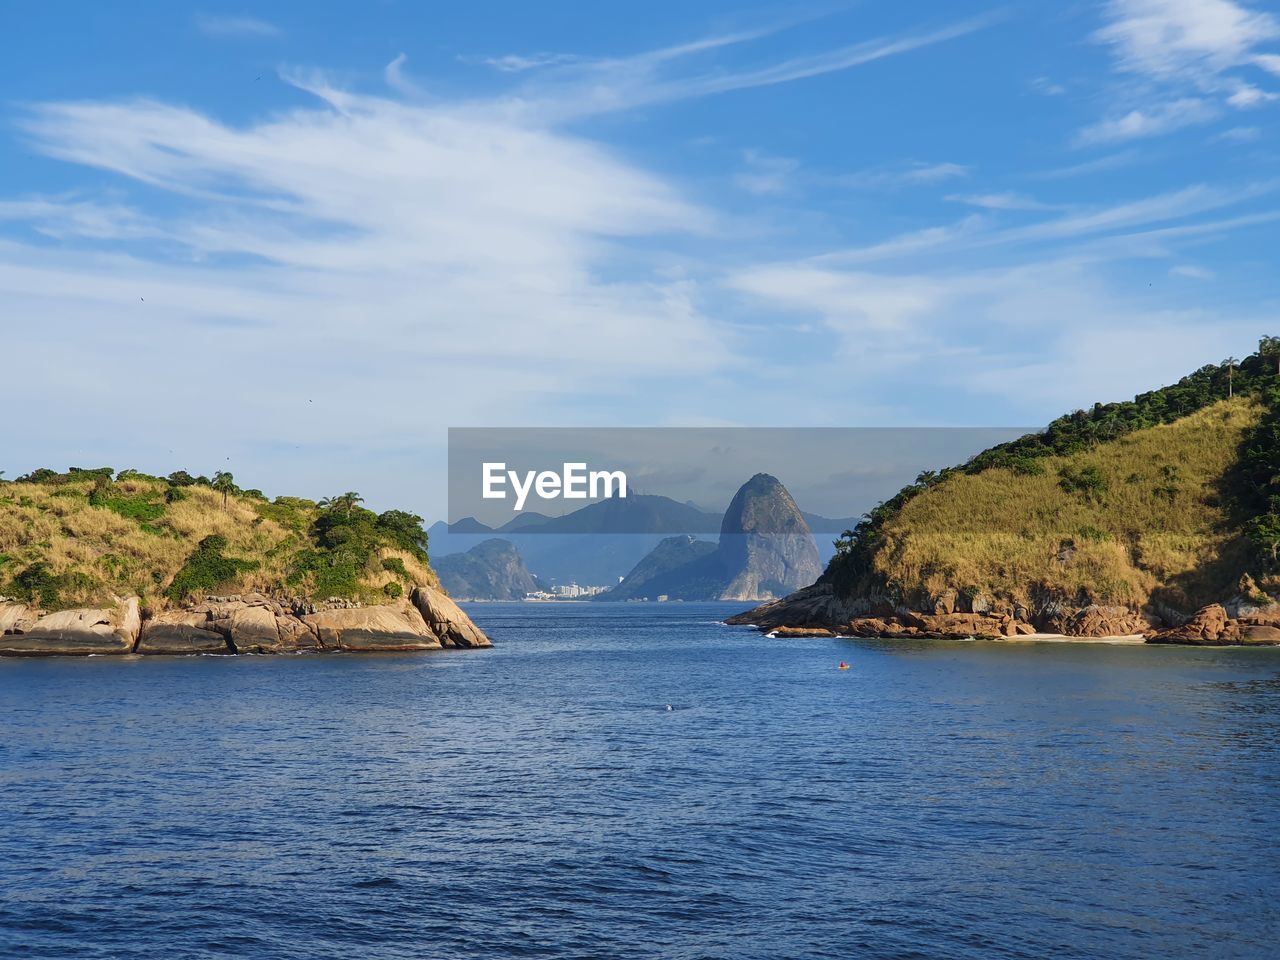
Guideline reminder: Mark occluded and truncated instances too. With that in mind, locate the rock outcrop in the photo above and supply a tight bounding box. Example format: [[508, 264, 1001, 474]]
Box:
[[2, 587, 491, 656], [137, 610, 232, 655], [730, 588, 1279, 646], [303, 602, 439, 651], [599, 474, 822, 603], [716, 474, 822, 601], [0, 597, 140, 655], [411, 585, 492, 648]]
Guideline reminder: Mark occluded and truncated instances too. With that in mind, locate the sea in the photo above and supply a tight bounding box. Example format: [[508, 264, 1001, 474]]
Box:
[[2, 601, 1277, 959]]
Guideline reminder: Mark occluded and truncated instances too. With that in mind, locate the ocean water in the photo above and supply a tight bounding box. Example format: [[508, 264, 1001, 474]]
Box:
[[1, 602, 1278, 959]]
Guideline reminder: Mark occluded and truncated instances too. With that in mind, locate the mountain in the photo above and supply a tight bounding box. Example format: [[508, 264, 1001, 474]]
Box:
[[729, 340, 1280, 644], [599, 474, 822, 601], [602, 535, 718, 600], [0, 468, 490, 655], [434, 539, 539, 600]]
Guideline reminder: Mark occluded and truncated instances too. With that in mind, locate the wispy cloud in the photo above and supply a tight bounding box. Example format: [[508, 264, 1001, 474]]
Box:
[[839, 161, 971, 189], [194, 14, 280, 38], [485, 15, 996, 121], [1086, 0, 1280, 143], [946, 192, 1059, 211], [1076, 97, 1218, 144], [733, 150, 798, 196], [1028, 149, 1146, 180]]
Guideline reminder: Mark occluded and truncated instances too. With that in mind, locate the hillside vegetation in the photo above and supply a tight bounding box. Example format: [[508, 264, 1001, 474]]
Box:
[[0, 469, 436, 612], [826, 338, 1280, 613]]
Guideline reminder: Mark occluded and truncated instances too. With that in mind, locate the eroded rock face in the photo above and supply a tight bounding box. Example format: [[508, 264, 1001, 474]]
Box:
[[3, 585, 493, 656], [137, 611, 230, 655], [0, 597, 140, 656], [1147, 604, 1232, 645], [303, 602, 441, 651], [411, 585, 492, 648], [1057, 605, 1152, 638]]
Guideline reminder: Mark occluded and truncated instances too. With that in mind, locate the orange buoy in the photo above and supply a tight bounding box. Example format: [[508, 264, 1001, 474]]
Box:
[[838, 662, 850, 670]]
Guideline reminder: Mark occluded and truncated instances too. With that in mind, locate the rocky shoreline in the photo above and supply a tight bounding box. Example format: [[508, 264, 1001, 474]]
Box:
[[0, 584, 490, 656], [726, 583, 1280, 646]]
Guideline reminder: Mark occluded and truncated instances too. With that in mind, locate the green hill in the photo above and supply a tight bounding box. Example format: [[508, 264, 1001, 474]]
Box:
[[0, 468, 438, 612], [731, 338, 1280, 641]]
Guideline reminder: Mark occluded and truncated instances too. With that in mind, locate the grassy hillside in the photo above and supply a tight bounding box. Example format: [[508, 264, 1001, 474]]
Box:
[[826, 338, 1280, 612], [0, 469, 436, 611]]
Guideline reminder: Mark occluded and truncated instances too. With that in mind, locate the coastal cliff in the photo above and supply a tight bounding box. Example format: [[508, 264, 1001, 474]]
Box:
[[729, 343, 1280, 645], [0, 468, 489, 655]]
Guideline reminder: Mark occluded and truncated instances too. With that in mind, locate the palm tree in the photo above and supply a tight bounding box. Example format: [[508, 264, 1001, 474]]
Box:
[[320, 491, 364, 519], [212, 471, 235, 511], [1225, 357, 1239, 398]]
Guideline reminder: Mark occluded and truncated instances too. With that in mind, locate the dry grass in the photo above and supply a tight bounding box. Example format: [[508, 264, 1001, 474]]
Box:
[[0, 478, 434, 609], [874, 398, 1262, 607]]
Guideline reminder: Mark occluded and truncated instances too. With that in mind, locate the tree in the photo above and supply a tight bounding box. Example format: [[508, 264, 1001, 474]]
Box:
[[212, 471, 235, 511], [1224, 357, 1239, 398], [320, 491, 364, 519], [1260, 336, 1280, 376]]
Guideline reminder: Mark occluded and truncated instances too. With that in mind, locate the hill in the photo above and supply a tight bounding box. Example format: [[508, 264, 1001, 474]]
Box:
[[729, 339, 1280, 644], [434, 539, 540, 600], [0, 468, 490, 655]]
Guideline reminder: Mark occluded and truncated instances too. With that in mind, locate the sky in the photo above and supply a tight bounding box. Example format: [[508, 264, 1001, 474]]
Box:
[[1, 1, 1278, 519]]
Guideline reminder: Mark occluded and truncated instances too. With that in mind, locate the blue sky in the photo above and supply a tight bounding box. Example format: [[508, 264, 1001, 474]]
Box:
[[1, 1, 1278, 517]]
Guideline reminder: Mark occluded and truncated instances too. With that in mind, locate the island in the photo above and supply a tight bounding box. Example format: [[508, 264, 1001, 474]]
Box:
[[0, 471, 489, 655], [728, 340, 1280, 646]]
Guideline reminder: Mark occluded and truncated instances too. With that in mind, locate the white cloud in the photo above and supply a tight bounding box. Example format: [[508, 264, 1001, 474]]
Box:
[[1170, 263, 1216, 279], [946, 192, 1058, 211], [838, 161, 970, 190], [1088, 1, 1280, 142], [1226, 83, 1275, 106], [1215, 124, 1261, 141], [1097, 0, 1279, 79], [195, 15, 280, 38], [0, 82, 744, 512], [1076, 97, 1218, 144]]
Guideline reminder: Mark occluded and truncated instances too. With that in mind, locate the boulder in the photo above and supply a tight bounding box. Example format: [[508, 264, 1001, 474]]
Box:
[[410, 585, 491, 648], [0, 602, 39, 635], [0, 597, 140, 656], [303, 602, 441, 651], [1238, 624, 1280, 645], [769, 626, 837, 638], [1061, 605, 1152, 638], [137, 611, 230, 655], [222, 605, 281, 654], [275, 615, 321, 652], [902, 612, 1011, 639], [1147, 604, 1233, 645]]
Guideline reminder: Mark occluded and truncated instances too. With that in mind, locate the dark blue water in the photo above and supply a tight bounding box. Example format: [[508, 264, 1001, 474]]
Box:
[[2, 602, 1278, 959]]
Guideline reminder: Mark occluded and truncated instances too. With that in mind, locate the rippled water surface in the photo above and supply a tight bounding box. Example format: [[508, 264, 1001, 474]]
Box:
[[2, 602, 1279, 959]]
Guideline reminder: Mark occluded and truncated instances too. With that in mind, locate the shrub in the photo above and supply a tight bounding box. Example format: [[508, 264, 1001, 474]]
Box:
[[1058, 465, 1108, 500], [165, 535, 259, 602], [383, 581, 403, 599], [381, 557, 409, 579], [11, 562, 60, 607]]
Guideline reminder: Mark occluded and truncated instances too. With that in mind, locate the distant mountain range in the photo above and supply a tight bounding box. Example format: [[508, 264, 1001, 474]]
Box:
[[430, 474, 826, 601]]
